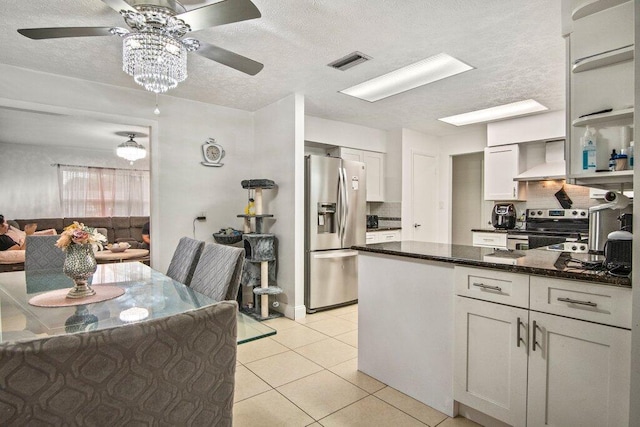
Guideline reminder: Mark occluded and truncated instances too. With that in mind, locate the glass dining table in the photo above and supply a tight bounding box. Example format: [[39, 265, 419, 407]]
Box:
[[0, 262, 275, 345]]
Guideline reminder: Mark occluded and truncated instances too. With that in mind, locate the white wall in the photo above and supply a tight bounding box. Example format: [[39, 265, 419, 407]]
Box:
[[0, 64, 255, 272], [253, 94, 306, 319], [437, 128, 487, 243], [385, 129, 403, 202], [0, 142, 149, 219], [305, 115, 387, 152]]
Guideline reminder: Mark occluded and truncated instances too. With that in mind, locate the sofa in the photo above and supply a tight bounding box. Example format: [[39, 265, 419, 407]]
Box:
[[0, 216, 149, 272]]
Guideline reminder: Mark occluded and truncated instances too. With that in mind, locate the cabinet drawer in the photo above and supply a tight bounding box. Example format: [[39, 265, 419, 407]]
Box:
[[455, 266, 529, 308], [365, 233, 378, 244], [472, 232, 507, 249], [530, 276, 632, 329]]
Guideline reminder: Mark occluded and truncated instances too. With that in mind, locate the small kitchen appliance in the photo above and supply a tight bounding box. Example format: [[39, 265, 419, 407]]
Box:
[[366, 215, 379, 229], [492, 203, 516, 229], [604, 230, 633, 270], [588, 191, 633, 253]]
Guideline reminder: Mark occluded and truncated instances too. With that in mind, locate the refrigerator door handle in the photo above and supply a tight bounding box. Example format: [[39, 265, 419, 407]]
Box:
[[312, 250, 359, 259], [341, 167, 349, 241], [336, 166, 343, 242]]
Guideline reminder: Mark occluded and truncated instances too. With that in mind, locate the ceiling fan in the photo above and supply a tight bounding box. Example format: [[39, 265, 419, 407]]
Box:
[[17, 0, 264, 94]]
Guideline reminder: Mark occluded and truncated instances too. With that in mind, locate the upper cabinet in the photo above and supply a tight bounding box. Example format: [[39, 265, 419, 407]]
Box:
[[564, 0, 635, 189], [484, 144, 527, 201], [329, 147, 386, 202], [487, 111, 565, 147]]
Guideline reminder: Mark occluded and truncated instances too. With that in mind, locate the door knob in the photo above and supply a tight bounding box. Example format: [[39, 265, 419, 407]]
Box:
[[414, 223, 421, 228]]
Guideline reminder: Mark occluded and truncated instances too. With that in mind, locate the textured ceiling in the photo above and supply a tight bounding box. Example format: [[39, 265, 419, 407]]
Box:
[[0, 0, 566, 139]]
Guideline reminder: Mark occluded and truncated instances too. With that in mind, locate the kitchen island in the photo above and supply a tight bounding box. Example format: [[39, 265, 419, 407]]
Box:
[[354, 241, 631, 426]]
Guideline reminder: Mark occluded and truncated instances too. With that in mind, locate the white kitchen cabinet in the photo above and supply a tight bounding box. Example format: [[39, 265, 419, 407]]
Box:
[[471, 231, 507, 249], [454, 296, 529, 426], [366, 229, 401, 244], [484, 144, 526, 201], [487, 111, 565, 147], [527, 311, 631, 427], [330, 147, 386, 201], [454, 267, 632, 427], [565, 0, 635, 189]]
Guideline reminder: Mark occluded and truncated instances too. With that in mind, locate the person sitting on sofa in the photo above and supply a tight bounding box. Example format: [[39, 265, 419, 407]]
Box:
[[141, 221, 150, 249], [0, 214, 36, 251]]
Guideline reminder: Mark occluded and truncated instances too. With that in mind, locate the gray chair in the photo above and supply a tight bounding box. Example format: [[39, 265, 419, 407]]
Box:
[[24, 235, 66, 271], [0, 300, 238, 426], [166, 237, 205, 285], [190, 243, 245, 302]]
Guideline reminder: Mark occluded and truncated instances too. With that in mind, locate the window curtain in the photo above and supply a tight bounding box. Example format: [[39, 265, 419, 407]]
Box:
[[58, 165, 150, 217]]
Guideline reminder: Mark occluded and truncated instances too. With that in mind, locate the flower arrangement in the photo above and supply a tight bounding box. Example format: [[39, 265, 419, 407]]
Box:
[[55, 222, 107, 251]]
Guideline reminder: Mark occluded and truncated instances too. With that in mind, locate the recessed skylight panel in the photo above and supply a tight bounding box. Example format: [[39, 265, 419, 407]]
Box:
[[340, 53, 474, 102], [438, 99, 548, 126]]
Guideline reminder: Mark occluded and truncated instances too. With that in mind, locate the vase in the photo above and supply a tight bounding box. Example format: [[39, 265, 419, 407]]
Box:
[[63, 243, 97, 299]]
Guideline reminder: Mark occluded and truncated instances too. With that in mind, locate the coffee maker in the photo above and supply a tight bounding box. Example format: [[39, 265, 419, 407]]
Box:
[[492, 203, 516, 229]]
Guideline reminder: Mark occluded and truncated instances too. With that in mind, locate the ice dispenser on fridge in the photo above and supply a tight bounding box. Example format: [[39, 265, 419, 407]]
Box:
[[317, 203, 336, 233]]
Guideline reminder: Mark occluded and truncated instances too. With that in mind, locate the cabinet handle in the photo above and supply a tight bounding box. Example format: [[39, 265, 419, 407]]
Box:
[[557, 297, 597, 307], [532, 320, 541, 352], [516, 317, 526, 349], [472, 282, 502, 292], [513, 187, 516, 198]]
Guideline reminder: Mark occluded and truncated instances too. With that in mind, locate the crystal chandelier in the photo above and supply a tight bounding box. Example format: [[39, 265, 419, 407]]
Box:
[[122, 32, 187, 93], [113, 5, 199, 94], [117, 134, 147, 164]]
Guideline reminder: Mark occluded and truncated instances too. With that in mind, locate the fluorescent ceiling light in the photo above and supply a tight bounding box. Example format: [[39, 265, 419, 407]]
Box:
[[439, 99, 548, 126], [340, 53, 474, 102]]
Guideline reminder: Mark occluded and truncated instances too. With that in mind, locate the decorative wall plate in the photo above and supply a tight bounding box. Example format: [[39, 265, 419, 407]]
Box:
[[201, 138, 225, 167]]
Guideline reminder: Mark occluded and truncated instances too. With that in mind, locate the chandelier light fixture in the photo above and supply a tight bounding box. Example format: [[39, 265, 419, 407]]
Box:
[[114, 6, 200, 94], [18, 0, 264, 96], [117, 134, 147, 164]]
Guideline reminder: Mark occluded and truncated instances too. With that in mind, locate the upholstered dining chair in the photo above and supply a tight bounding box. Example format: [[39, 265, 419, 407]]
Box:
[[24, 235, 66, 271], [0, 300, 238, 426], [190, 243, 245, 302], [166, 236, 205, 286]]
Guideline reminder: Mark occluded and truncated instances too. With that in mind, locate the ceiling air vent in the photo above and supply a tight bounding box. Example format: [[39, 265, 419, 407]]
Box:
[[328, 51, 372, 71]]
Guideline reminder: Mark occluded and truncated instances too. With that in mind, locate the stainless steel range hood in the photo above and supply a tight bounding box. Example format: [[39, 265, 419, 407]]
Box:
[[514, 139, 566, 181]]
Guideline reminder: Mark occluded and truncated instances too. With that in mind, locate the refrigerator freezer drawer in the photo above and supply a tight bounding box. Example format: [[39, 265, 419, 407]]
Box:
[[307, 249, 358, 310]]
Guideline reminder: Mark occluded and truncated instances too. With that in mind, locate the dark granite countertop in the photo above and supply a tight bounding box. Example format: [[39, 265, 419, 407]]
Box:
[[353, 240, 631, 288], [366, 227, 402, 232]]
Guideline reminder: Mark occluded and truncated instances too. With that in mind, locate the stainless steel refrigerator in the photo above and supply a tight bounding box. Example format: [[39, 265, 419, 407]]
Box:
[[305, 155, 366, 313]]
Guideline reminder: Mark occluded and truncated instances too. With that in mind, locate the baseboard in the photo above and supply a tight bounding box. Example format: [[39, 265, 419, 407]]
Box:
[[457, 403, 512, 427]]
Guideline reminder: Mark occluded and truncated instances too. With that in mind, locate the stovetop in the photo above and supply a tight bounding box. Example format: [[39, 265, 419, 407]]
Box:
[[526, 208, 589, 220]]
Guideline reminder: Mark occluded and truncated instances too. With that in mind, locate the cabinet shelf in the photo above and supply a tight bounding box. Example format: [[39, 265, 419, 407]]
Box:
[[571, 107, 633, 127], [571, 0, 628, 20], [572, 45, 634, 73], [568, 170, 633, 188]]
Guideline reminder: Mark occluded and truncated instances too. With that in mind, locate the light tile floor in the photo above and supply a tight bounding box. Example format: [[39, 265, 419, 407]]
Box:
[[233, 304, 481, 427]]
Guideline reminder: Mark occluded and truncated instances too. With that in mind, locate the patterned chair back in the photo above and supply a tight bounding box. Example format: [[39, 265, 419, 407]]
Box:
[[190, 243, 245, 302], [0, 300, 238, 426], [166, 237, 205, 285], [24, 235, 65, 271]]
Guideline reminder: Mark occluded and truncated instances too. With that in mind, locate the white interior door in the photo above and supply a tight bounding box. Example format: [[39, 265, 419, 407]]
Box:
[[411, 151, 437, 241]]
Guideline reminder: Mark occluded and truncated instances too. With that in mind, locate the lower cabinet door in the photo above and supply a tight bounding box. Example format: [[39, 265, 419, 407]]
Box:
[[454, 296, 528, 426], [527, 311, 631, 427]]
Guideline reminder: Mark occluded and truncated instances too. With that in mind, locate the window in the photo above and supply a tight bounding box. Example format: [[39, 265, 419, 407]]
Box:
[[58, 165, 150, 217]]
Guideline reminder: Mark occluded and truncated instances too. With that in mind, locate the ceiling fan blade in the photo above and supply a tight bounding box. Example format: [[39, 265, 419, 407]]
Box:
[[18, 27, 116, 40], [100, 0, 138, 14], [177, 0, 261, 32], [194, 41, 263, 76]]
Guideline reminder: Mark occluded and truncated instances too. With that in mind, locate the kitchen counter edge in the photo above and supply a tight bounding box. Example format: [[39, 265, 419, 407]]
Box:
[[353, 241, 631, 287]]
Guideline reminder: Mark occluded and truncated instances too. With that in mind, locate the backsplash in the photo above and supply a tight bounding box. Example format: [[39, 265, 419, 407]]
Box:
[[368, 202, 401, 228]]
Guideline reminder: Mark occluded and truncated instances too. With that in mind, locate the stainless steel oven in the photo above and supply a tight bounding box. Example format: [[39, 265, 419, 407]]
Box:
[[507, 209, 589, 250]]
